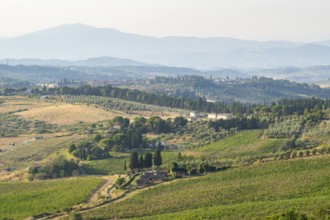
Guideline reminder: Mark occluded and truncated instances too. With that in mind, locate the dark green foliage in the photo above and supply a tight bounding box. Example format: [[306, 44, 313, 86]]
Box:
[[208, 116, 262, 131], [68, 115, 193, 153], [142, 75, 330, 105], [138, 154, 144, 169], [173, 116, 188, 128], [71, 141, 109, 160], [169, 162, 179, 173], [93, 134, 102, 142], [115, 177, 126, 188], [28, 155, 79, 180], [199, 162, 216, 173], [153, 150, 162, 167], [266, 210, 308, 220], [112, 116, 130, 128], [129, 152, 139, 170], [198, 163, 205, 173], [278, 98, 330, 115], [68, 144, 77, 153], [144, 152, 153, 168], [147, 116, 171, 134], [50, 84, 255, 114]]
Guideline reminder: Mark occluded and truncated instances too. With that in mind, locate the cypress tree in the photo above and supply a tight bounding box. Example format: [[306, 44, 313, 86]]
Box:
[[153, 150, 162, 167], [144, 152, 153, 168], [129, 152, 139, 170], [138, 154, 144, 169]]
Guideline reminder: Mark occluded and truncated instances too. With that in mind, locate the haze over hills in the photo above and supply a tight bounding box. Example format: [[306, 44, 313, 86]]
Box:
[[2, 23, 330, 68], [0, 57, 148, 67]]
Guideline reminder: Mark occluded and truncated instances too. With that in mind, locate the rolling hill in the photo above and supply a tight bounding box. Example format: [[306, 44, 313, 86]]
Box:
[[126, 75, 330, 103]]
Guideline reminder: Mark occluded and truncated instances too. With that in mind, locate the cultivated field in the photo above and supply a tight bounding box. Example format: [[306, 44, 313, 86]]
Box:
[[0, 96, 129, 125], [82, 155, 330, 219], [16, 103, 122, 125], [0, 134, 86, 171], [200, 130, 286, 159], [0, 177, 104, 219]]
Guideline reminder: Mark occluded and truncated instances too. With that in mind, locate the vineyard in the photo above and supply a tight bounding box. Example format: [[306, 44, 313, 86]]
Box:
[[0, 177, 104, 219], [82, 155, 330, 219], [199, 130, 286, 159]]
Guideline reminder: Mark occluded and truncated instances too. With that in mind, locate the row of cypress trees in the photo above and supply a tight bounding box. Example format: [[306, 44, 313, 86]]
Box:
[[128, 150, 162, 170]]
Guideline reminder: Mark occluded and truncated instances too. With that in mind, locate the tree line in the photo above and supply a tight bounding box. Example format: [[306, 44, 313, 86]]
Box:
[[129, 150, 162, 170], [26, 84, 255, 114], [208, 116, 265, 131]]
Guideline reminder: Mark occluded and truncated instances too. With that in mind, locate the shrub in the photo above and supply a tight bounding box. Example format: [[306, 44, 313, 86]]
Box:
[[28, 155, 79, 180], [311, 148, 317, 155], [115, 177, 125, 188], [291, 150, 297, 158]]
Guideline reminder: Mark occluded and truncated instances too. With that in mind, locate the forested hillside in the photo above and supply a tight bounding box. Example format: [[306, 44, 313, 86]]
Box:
[[124, 75, 330, 104]]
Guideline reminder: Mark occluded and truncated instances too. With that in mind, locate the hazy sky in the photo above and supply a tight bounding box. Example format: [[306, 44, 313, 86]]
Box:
[[0, 0, 329, 42]]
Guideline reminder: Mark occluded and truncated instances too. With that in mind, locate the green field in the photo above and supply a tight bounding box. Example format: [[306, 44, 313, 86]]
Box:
[[83, 152, 129, 175], [0, 177, 104, 219], [136, 196, 329, 220], [82, 155, 330, 219], [82, 151, 180, 175], [200, 130, 286, 159]]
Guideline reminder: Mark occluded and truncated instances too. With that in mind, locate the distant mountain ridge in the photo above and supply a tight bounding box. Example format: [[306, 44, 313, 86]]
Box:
[[1, 23, 330, 68], [0, 57, 148, 67]]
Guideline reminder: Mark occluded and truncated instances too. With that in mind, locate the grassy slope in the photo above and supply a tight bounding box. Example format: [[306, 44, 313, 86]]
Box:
[[82, 155, 330, 219], [83, 152, 129, 175], [0, 177, 104, 219], [0, 96, 125, 125], [200, 130, 286, 159], [16, 103, 121, 125]]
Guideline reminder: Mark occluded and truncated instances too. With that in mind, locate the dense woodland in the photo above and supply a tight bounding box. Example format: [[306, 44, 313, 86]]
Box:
[[67, 116, 187, 160]]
